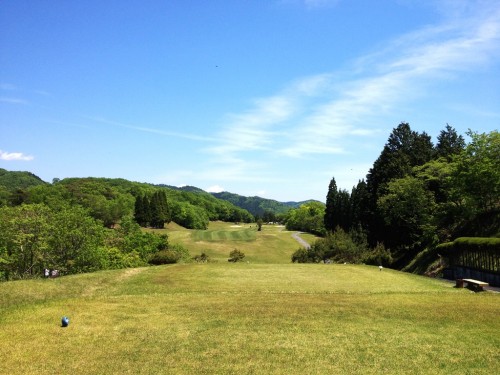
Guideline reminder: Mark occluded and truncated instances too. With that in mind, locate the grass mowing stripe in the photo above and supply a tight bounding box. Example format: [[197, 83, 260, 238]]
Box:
[[192, 228, 256, 242]]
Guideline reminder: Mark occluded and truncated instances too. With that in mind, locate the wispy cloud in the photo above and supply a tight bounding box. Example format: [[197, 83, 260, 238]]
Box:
[[0, 150, 34, 161], [207, 96, 293, 155], [86, 116, 217, 142], [210, 2, 500, 161], [207, 74, 331, 157], [1, 83, 50, 99], [0, 97, 28, 105]]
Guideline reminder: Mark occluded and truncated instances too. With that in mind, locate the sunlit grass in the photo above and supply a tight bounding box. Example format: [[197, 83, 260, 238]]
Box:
[[160, 221, 309, 263], [1, 263, 498, 374]]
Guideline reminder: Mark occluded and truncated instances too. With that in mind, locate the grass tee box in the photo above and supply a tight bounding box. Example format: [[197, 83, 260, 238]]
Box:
[[1, 263, 499, 375]]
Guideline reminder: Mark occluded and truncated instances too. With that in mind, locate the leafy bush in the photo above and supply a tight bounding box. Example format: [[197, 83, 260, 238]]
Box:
[[193, 252, 211, 263], [291, 228, 368, 263], [168, 243, 191, 262], [291, 248, 310, 263], [228, 249, 245, 262], [149, 250, 181, 265], [363, 242, 393, 267], [149, 243, 190, 265]]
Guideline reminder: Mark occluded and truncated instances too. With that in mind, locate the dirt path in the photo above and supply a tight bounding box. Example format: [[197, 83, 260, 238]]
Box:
[[292, 232, 311, 249]]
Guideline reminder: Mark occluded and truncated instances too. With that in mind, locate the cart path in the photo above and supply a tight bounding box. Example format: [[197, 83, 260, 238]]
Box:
[[292, 232, 311, 249]]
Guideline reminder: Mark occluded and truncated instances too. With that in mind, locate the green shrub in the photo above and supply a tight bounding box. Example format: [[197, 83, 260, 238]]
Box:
[[364, 242, 393, 267], [149, 243, 191, 265], [149, 250, 181, 265], [193, 252, 210, 263], [291, 248, 310, 263], [228, 249, 245, 262], [168, 243, 191, 262]]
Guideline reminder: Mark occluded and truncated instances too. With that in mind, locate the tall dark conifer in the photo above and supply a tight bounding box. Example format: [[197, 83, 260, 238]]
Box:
[[134, 194, 147, 227], [436, 124, 465, 160], [365, 122, 434, 245], [324, 177, 338, 232], [150, 190, 169, 229], [350, 179, 370, 231], [142, 194, 151, 227], [335, 189, 351, 231]]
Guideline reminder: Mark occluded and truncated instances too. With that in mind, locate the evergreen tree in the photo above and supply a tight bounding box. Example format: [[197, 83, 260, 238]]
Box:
[[324, 177, 352, 232], [335, 189, 351, 231], [436, 124, 465, 160], [142, 194, 152, 226], [134, 195, 145, 226], [134, 194, 151, 227], [324, 177, 338, 232], [150, 191, 169, 228], [367, 123, 434, 200], [366, 122, 434, 245], [350, 179, 370, 231]]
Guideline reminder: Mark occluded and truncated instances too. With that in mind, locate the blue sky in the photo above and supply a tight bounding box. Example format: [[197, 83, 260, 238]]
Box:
[[1, 0, 499, 202]]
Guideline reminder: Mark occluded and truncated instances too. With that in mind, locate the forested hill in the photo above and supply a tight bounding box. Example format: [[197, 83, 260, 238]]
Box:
[[155, 184, 206, 194], [156, 185, 318, 217], [0, 173, 255, 229], [0, 170, 316, 224], [0, 168, 47, 191], [211, 191, 317, 217]]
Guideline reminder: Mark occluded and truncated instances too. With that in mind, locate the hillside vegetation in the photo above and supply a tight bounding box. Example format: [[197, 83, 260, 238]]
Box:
[[0, 125, 498, 281], [211, 191, 316, 218], [1, 263, 498, 375]]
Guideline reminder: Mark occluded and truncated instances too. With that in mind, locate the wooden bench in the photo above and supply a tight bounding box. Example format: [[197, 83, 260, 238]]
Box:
[[456, 278, 489, 291]]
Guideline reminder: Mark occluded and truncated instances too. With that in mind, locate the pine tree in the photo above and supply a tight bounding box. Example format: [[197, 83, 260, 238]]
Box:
[[350, 179, 370, 230], [150, 190, 169, 229], [366, 122, 434, 245], [134, 194, 146, 227], [324, 177, 338, 232], [142, 194, 151, 227], [436, 124, 465, 160]]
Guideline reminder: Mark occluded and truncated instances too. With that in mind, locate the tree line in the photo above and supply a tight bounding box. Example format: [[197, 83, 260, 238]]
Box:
[[291, 124, 499, 269], [0, 175, 254, 280]]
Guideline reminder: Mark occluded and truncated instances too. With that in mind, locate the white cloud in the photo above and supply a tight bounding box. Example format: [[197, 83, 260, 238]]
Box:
[[0, 150, 34, 161], [210, 94, 297, 153], [198, 1, 500, 194], [277, 4, 500, 157], [87, 116, 216, 142], [206, 185, 225, 193], [0, 97, 28, 105]]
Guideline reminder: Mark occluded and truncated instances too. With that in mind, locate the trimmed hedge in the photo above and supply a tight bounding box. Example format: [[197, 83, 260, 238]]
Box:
[[437, 237, 500, 273], [438, 237, 500, 254]]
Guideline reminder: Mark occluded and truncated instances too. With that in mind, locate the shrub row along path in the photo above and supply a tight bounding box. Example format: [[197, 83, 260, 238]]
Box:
[[292, 232, 311, 249]]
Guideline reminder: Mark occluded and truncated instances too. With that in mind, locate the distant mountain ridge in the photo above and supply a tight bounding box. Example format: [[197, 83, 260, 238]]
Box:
[[155, 184, 206, 194], [0, 169, 317, 217], [211, 191, 319, 217], [153, 184, 318, 216]]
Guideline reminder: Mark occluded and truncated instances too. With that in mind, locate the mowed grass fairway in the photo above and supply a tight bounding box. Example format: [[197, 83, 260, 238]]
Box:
[[1, 263, 499, 374], [152, 221, 312, 263]]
